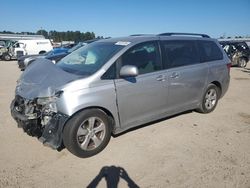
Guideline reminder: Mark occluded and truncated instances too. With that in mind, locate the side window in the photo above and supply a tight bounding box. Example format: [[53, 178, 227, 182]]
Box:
[[101, 63, 116, 80], [199, 41, 223, 62], [121, 42, 161, 75], [161, 40, 199, 68]]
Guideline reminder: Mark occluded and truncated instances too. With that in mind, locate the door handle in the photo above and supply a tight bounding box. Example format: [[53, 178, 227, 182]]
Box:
[[156, 75, 165, 81], [170, 72, 179, 78]]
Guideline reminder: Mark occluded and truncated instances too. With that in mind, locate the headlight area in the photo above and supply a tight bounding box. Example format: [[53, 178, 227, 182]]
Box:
[[37, 96, 57, 114], [36, 90, 64, 125], [10, 92, 68, 150]]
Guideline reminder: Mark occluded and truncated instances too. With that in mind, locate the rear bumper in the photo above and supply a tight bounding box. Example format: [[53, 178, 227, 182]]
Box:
[[10, 99, 69, 150]]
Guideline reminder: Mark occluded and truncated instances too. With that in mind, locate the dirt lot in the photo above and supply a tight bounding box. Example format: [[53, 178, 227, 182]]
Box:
[[0, 61, 250, 188]]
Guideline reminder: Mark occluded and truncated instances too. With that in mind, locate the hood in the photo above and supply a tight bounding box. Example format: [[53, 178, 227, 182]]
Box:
[[16, 58, 81, 99]]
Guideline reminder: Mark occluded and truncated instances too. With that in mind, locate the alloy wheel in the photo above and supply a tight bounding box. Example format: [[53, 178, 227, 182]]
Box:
[[76, 117, 106, 151], [204, 88, 217, 110]]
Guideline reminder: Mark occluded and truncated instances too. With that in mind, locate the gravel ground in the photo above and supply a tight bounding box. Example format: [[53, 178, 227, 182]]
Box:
[[0, 61, 250, 188]]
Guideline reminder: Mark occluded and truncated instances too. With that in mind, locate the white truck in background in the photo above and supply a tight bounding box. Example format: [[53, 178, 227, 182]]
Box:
[[14, 39, 53, 55], [0, 39, 53, 60]]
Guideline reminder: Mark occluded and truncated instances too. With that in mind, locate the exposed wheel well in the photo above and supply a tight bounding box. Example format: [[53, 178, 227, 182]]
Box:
[[211, 81, 222, 97], [69, 107, 116, 130], [39, 50, 46, 54], [58, 106, 116, 151]]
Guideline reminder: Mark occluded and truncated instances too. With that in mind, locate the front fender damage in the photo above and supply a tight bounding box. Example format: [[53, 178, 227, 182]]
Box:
[[39, 113, 68, 150], [10, 96, 69, 150]]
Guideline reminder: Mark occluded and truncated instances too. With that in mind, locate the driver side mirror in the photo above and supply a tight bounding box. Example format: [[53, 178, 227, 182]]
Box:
[[119, 65, 139, 78]]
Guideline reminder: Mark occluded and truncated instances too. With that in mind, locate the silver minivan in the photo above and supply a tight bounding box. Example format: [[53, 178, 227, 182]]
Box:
[[11, 33, 230, 158]]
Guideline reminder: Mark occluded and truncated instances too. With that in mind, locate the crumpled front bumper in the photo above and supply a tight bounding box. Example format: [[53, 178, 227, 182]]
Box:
[[10, 98, 69, 150]]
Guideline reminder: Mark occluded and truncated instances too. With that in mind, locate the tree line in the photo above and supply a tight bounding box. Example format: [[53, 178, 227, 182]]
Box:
[[0, 30, 103, 42]]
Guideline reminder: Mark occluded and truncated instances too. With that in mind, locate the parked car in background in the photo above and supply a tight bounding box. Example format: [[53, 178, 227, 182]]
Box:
[[18, 39, 99, 71], [61, 43, 76, 49], [0, 40, 23, 60], [0, 46, 9, 60], [45, 42, 88, 64], [0, 39, 53, 61], [47, 40, 99, 63], [220, 41, 250, 67], [17, 47, 68, 71], [10, 33, 230, 158]]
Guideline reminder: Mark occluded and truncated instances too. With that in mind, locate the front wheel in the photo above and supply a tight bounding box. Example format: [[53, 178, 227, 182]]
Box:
[[63, 109, 112, 158], [3, 53, 11, 61], [197, 84, 219, 114]]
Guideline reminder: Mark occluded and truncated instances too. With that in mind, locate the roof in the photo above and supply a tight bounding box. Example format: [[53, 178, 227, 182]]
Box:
[[97, 33, 215, 45], [97, 35, 157, 44]]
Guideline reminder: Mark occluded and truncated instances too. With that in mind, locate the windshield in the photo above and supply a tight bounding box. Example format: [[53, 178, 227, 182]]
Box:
[[57, 42, 124, 75]]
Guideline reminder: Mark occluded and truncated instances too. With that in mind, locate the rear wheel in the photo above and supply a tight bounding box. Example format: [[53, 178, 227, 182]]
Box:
[[39, 51, 46, 54], [197, 84, 219, 113], [63, 109, 112, 158]]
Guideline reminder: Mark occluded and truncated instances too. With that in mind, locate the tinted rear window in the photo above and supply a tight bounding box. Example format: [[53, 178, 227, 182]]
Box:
[[199, 41, 223, 62], [161, 40, 199, 68]]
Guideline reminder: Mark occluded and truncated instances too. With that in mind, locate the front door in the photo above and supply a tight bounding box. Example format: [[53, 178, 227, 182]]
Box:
[[114, 41, 168, 128]]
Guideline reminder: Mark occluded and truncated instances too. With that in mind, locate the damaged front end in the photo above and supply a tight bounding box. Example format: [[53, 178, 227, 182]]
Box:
[[11, 94, 68, 150], [9, 59, 80, 150]]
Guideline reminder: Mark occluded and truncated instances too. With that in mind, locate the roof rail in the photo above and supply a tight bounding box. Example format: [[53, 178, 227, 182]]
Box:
[[158, 32, 210, 38]]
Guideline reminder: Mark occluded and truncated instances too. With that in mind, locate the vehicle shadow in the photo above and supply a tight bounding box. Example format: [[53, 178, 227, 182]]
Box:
[[87, 166, 139, 188], [241, 67, 250, 74], [241, 69, 250, 74], [113, 110, 193, 137]]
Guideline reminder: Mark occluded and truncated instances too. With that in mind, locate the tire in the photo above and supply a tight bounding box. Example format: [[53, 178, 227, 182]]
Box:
[[238, 58, 247, 68], [3, 53, 11, 61], [63, 109, 112, 158], [197, 84, 219, 114], [39, 51, 46, 54]]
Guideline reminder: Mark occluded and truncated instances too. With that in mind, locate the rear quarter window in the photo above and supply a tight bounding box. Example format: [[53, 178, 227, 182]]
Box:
[[198, 41, 223, 62]]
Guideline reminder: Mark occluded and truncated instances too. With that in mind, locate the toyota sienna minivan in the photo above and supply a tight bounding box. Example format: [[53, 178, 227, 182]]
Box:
[[11, 33, 230, 158]]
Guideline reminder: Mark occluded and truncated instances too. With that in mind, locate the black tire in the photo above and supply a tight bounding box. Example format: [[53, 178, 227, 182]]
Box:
[[197, 84, 219, 114], [63, 109, 112, 158], [39, 51, 46, 54], [238, 58, 247, 68], [3, 53, 11, 61]]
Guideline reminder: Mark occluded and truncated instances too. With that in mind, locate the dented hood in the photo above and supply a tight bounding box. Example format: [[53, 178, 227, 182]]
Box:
[[16, 59, 81, 99]]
